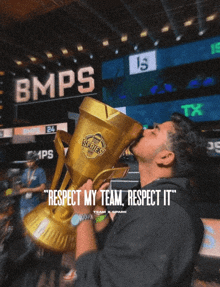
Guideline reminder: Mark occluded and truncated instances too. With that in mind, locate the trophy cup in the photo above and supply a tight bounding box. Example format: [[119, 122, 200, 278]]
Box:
[[23, 97, 142, 252]]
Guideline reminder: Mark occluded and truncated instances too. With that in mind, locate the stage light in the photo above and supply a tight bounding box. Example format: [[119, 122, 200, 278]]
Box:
[[187, 79, 202, 89], [46, 52, 53, 58], [164, 83, 174, 92], [161, 25, 169, 32], [90, 54, 93, 59], [150, 82, 174, 95], [115, 49, 119, 54], [184, 19, 193, 26], [206, 14, 217, 21], [150, 85, 159, 95], [103, 40, 109, 46], [77, 45, 83, 51], [40, 64, 46, 70], [198, 30, 206, 36], [134, 45, 138, 51], [140, 30, 147, 37], [29, 56, 37, 62], [15, 60, 22, 65], [73, 58, 77, 63], [121, 35, 128, 42], [154, 40, 159, 46], [176, 35, 182, 41], [202, 77, 216, 87], [61, 48, 68, 55]]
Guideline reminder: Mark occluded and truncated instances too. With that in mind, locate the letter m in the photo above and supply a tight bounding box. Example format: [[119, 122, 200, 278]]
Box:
[[32, 74, 55, 101]]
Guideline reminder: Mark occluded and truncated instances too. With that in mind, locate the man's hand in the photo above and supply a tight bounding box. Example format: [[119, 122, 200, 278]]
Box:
[[73, 179, 110, 260], [72, 179, 110, 215]]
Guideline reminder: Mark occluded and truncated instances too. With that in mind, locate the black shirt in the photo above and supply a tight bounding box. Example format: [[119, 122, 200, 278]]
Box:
[[75, 177, 204, 287]]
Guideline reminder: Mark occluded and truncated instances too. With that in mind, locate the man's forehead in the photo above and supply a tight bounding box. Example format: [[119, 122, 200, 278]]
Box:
[[159, 121, 175, 133]]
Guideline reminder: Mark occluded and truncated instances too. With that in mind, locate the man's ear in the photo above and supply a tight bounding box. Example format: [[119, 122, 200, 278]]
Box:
[[156, 150, 175, 167]]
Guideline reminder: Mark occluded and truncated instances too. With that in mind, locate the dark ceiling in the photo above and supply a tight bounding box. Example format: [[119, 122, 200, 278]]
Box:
[[0, 0, 220, 73]]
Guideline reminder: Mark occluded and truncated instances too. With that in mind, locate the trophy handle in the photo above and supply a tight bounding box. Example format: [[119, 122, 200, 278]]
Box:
[[93, 164, 130, 190], [50, 130, 72, 190]]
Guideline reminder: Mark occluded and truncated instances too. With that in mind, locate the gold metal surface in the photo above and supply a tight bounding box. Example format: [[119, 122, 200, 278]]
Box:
[[23, 97, 143, 252]]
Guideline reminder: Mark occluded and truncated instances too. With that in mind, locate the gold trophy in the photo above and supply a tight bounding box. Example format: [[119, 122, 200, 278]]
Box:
[[23, 97, 142, 252]]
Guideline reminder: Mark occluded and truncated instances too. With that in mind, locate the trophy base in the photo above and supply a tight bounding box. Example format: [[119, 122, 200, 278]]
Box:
[[23, 202, 76, 253]]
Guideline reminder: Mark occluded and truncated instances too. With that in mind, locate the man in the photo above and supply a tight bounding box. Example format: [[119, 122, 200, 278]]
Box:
[[19, 151, 47, 219], [69, 113, 206, 287]]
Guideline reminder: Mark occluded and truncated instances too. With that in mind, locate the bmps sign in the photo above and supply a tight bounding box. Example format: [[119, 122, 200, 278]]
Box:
[[15, 66, 95, 103]]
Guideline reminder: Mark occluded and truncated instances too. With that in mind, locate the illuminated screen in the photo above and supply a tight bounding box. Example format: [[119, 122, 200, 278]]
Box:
[[157, 36, 220, 69], [102, 36, 220, 107], [103, 36, 220, 80], [123, 94, 220, 126], [102, 58, 125, 80], [14, 123, 68, 136]]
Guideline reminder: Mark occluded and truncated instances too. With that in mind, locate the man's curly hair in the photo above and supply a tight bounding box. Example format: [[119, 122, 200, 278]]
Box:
[[169, 113, 208, 178]]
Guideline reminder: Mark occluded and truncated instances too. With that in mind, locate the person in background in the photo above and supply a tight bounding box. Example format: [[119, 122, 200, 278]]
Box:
[[19, 151, 47, 219], [68, 112, 206, 287]]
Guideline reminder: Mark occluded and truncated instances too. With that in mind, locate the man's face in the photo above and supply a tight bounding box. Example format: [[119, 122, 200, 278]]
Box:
[[131, 121, 175, 162], [26, 160, 36, 169]]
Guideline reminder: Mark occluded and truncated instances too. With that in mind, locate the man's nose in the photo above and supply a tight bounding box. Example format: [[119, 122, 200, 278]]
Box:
[[143, 128, 151, 135]]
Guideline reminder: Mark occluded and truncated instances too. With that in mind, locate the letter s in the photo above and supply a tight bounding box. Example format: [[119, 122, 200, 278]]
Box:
[[48, 150, 54, 159], [214, 141, 220, 154], [78, 66, 95, 94]]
